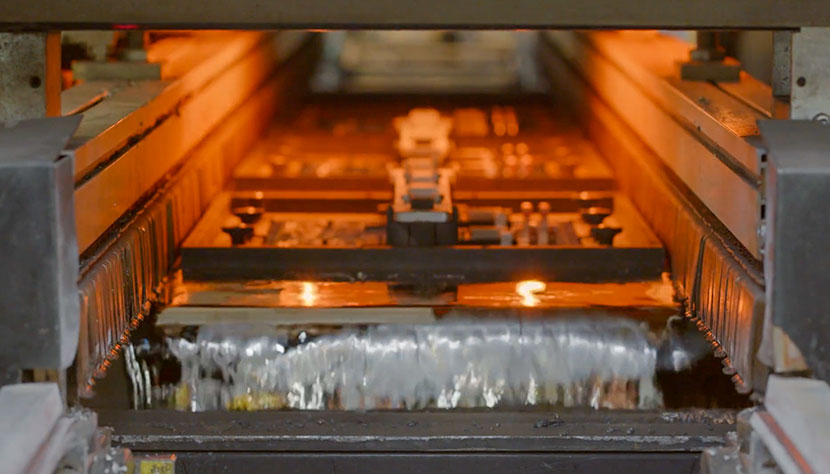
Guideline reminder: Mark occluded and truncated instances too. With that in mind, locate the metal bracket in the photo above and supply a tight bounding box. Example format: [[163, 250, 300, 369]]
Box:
[[0, 116, 81, 372], [0, 32, 61, 126], [679, 32, 741, 83], [71, 31, 161, 81], [772, 31, 792, 99], [790, 27, 830, 121], [760, 119, 830, 383]]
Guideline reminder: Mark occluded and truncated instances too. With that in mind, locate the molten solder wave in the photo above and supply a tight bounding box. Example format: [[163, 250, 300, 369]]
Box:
[[168, 317, 663, 411]]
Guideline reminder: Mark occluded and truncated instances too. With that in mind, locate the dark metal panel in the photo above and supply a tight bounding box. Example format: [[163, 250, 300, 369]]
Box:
[[162, 452, 702, 474], [0, 116, 81, 370], [229, 191, 617, 214], [1, 0, 830, 29], [180, 246, 665, 283], [100, 409, 734, 453], [760, 120, 830, 383]]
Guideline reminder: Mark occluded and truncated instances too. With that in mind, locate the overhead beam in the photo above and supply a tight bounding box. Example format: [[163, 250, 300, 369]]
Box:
[[0, 0, 829, 30]]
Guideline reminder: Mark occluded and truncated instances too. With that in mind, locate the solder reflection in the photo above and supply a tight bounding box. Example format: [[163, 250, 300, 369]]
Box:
[[300, 281, 318, 306], [516, 280, 546, 306]]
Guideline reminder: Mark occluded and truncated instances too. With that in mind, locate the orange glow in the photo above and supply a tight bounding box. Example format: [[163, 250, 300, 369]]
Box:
[[300, 281, 318, 307], [516, 280, 546, 307]]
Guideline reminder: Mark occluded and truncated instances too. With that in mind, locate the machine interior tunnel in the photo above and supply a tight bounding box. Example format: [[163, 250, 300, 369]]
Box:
[[1, 14, 829, 474]]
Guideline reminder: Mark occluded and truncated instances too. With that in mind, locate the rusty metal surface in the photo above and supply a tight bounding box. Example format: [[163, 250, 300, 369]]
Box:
[[2, 0, 830, 29]]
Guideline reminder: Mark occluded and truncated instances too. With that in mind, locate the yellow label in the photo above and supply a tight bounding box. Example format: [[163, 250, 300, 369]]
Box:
[[139, 461, 175, 474]]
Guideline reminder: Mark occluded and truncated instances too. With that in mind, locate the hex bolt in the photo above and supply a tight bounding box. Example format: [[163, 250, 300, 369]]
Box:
[[222, 224, 254, 245], [590, 225, 622, 246], [232, 206, 265, 225], [581, 207, 612, 226]]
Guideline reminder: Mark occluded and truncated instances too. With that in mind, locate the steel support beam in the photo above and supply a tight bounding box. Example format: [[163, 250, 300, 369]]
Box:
[[772, 31, 793, 100], [1, 0, 830, 30], [164, 452, 703, 474], [538, 31, 768, 392], [0, 117, 81, 372], [100, 409, 734, 473], [760, 120, 830, 382]]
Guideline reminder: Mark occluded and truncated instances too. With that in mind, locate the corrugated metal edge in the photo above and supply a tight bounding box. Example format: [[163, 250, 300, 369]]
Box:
[[538, 33, 768, 393], [73, 38, 319, 399]]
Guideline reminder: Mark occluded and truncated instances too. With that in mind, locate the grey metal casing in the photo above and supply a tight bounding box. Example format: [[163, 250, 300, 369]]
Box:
[[0, 116, 81, 370], [760, 120, 830, 383]]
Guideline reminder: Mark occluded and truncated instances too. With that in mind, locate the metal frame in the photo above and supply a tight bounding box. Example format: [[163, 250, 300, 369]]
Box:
[[0, 117, 81, 373], [74, 36, 322, 398], [0, 32, 60, 126], [181, 245, 666, 282], [100, 409, 735, 473], [760, 120, 830, 383], [790, 28, 830, 120], [1, 0, 830, 29], [538, 31, 768, 391], [541, 31, 766, 259], [71, 32, 312, 253]]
